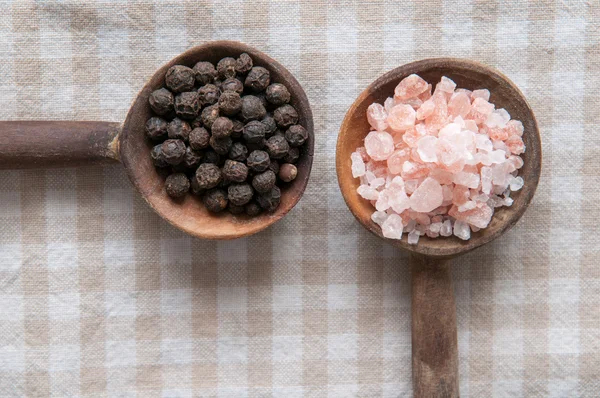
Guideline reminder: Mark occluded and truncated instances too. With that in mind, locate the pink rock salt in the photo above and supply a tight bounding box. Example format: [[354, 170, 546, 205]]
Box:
[[394, 74, 429, 100], [352, 74, 525, 244]]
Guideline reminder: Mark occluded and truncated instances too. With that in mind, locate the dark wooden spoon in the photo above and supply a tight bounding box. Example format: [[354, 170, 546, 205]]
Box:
[[0, 41, 314, 240], [336, 58, 541, 397]]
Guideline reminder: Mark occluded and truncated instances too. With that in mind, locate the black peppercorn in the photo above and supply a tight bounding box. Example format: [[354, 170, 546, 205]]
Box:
[[197, 84, 221, 106], [182, 147, 203, 169], [228, 183, 254, 206], [151, 144, 168, 168], [193, 61, 217, 85], [274, 104, 299, 128], [242, 120, 266, 143], [246, 150, 270, 172], [235, 53, 253, 74], [191, 116, 203, 129], [209, 136, 232, 155], [241, 95, 267, 121], [283, 147, 299, 164], [165, 173, 190, 198], [174, 91, 200, 119], [203, 188, 228, 213], [146, 117, 168, 141], [265, 135, 290, 159], [149, 88, 174, 116], [167, 118, 191, 142], [189, 127, 210, 150], [246, 139, 266, 152], [252, 170, 276, 193], [245, 201, 261, 216], [218, 91, 242, 116], [221, 78, 244, 94], [196, 163, 222, 189], [228, 204, 245, 214], [190, 174, 204, 196], [285, 125, 308, 147], [279, 163, 298, 182], [222, 159, 248, 183], [255, 92, 269, 109], [268, 160, 280, 175], [201, 105, 220, 129], [165, 65, 195, 93], [211, 117, 234, 139], [261, 116, 277, 136], [161, 139, 186, 165], [256, 186, 281, 212], [229, 142, 248, 162], [231, 119, 244, 139], [203, 150, 220, 165], [217, 57, 237, 79], [265, 83, 291, 106], [245, 66, 271, 92]]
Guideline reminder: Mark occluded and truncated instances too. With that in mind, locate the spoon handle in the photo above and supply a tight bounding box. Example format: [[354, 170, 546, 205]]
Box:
[[411, 254, 459, 398], [0, 121, 121, 169]]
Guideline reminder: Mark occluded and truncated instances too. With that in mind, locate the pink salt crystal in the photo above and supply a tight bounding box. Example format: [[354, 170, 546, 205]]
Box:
[[387, 149, 410, 174], [351, 152, 366, 178], [453, 116, 466, 128], [401, 161, 429, 180], [503, 197, 514, 206], [429, 222, 442, 234], [416, 99, 435, 120], [464, 119, 479, 132], [357, 185, 379, 200], [405, 97, 424, 110], [402, 126, 426, 147], [407, 230, 420, 245], [370, 177, 385, 189], [426, 230, 440, 238], [463, 164, 479, 174], [480, 166, 493, 194], [489, 150, 507, 164], [471, 89, 490, 102], [470, 225, 480, 232], [491, 162, 510, 187], [435, 76, 457, 95], [367, 103, 389, 131], [381, 214, 404, 239], [410, 147, 424, 163], [356, 146, 369, 161], [384, 97, 396, 112], [388, 186, 411, 213], [405, 179, 418, 194], [405, 219, 416, 232], [453, 171, 480, 189], [371, 211, 388, 226], [417, 136, 438, 162], [468, 97, 495, 123], [365, 131, 395, 161], [431, 215, 443, 223], [509, 155, 524, 169], [436, 137, 466, 173], [448, 92, 472, 118], [509, 176, 524, 191], [456, 88, 472, 98], [505, 120, 524, 137], [430, 205, 449, 215], [425, 92, 449, 132], [394, 74, 429, 100], [485, 109, 509, 129], [453, 220, 471, 240], [505, 135, 525, 155], [431, 168, 454, 185], [375, 189, 390, 211], [442, 184, 453, 203], [440, 220, 453, 236], [458, 201, 477, 212], [365, 170, 376, 183], [409, 177, 443, 213], [414, 212, 431, 226], [388, 104, 416, 132], [488, 127, 509, 141], [418, 84, 433, 101], [450, 203, 493, 229], [452, 185, 469, 205], [492, 140, 508, 153]]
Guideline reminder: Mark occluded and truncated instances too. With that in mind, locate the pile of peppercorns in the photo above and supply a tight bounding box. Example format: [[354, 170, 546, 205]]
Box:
[[146, 53, 308, 215]]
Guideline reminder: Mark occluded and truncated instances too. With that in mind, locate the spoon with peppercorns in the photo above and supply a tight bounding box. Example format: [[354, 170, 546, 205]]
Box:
[[0, 41, 314, 239]]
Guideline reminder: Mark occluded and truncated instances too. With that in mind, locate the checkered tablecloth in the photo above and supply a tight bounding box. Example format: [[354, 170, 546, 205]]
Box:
[[0, 1, 599, 397]]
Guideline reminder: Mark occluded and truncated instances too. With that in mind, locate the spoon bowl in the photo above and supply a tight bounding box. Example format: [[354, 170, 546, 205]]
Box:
[[336, 58, 541, 397], [0, 41, 314, 240], [337, 58, 541, 258]]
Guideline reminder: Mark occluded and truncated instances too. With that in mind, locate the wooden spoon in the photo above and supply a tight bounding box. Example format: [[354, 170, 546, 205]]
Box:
[[0, 41, 314, 240], [336, 58, 541, 397]]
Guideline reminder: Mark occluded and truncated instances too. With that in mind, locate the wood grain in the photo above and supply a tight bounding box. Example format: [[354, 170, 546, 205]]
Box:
[[119, 41, 314, 240], [411, 255, 458, 398], [0, 121, 120, 169]]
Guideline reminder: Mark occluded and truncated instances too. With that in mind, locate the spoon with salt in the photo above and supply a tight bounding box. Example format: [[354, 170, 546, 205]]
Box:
[[336, 58, 541, 397]]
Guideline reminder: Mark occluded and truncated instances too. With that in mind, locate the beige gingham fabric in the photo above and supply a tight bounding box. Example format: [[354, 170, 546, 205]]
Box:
[[0, 1, 599, 397]]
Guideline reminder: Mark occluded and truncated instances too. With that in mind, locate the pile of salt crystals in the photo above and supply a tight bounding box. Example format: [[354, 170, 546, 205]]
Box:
[[351, 74, 525, 245]]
